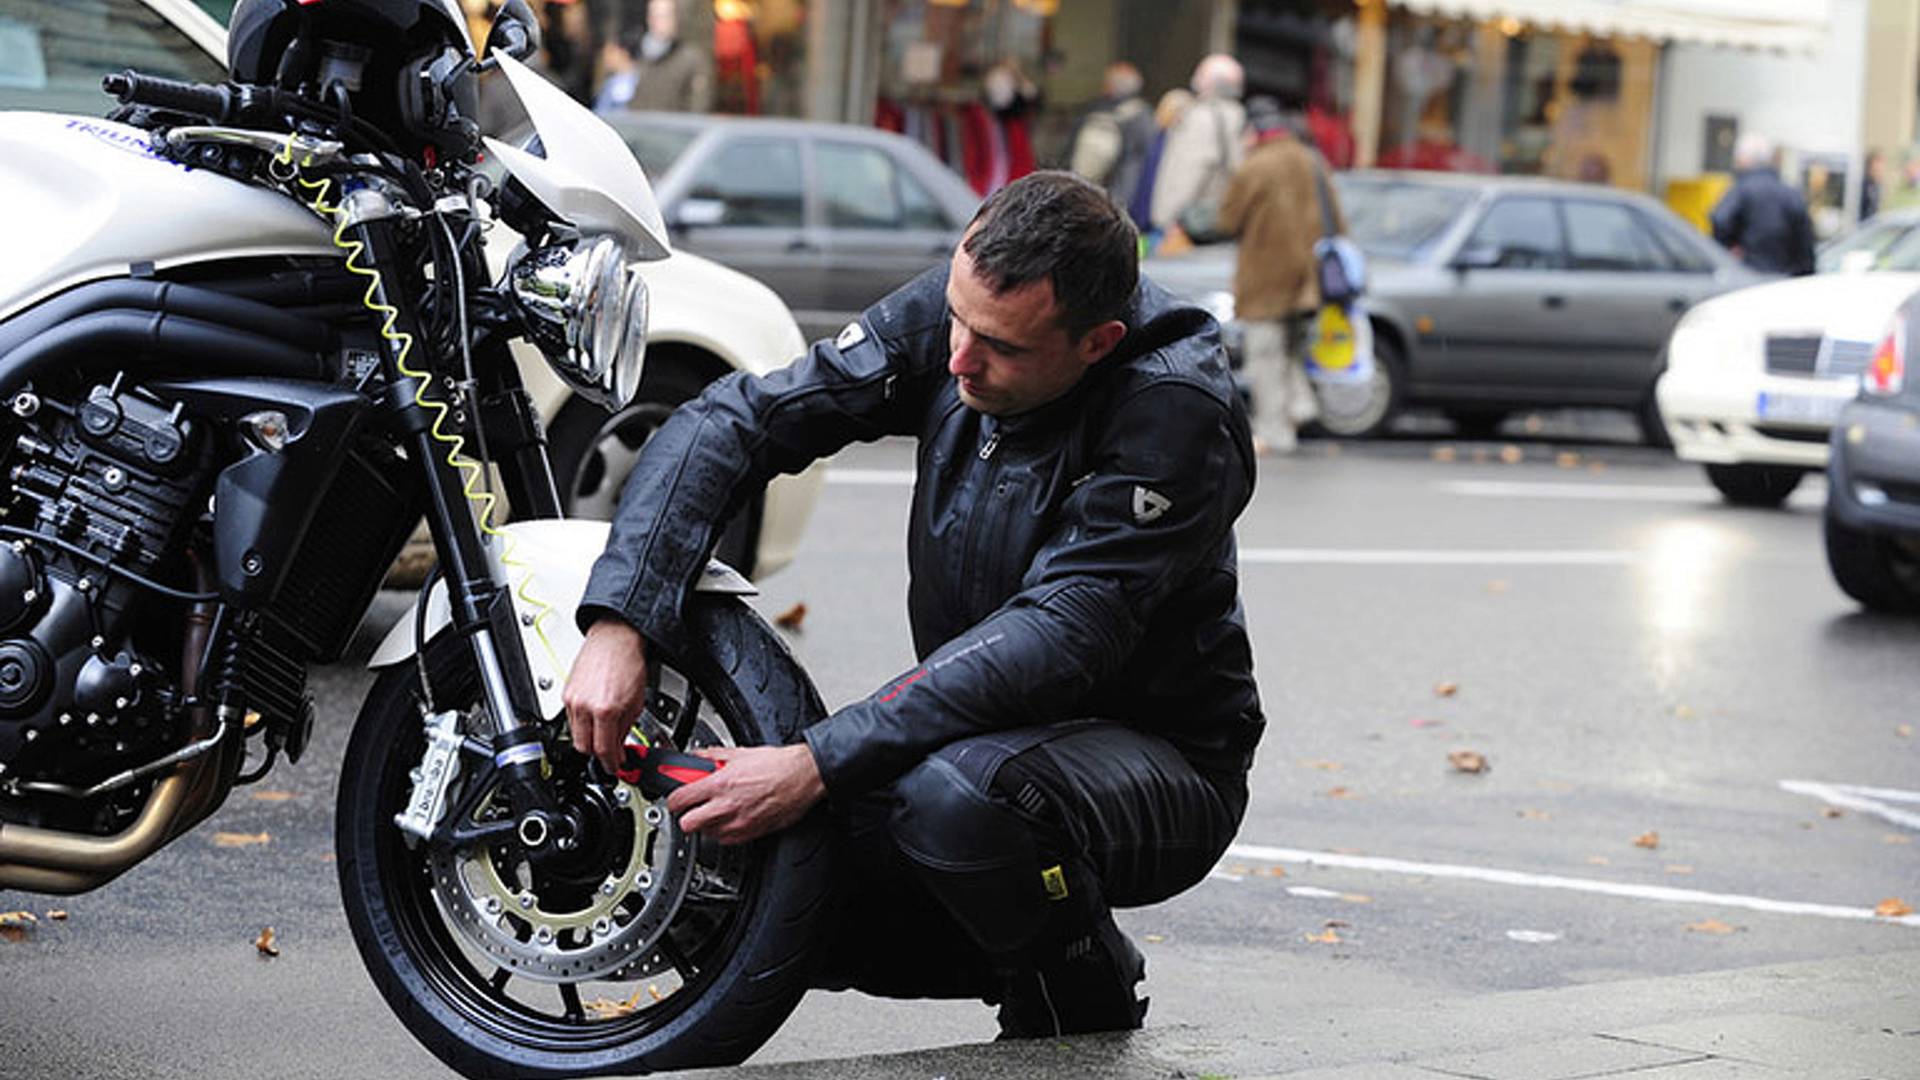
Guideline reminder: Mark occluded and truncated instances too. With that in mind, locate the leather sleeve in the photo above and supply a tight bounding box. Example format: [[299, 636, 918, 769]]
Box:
[[803, 374, 1256, 797], [575, 268, 950, 654]]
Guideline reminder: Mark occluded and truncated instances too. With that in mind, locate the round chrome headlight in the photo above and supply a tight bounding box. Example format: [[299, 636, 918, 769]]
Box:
[[509, 234, 648, 411]]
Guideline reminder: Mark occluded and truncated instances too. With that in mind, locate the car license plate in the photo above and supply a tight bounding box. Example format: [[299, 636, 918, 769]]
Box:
[[1756, 390, 1844, 425]]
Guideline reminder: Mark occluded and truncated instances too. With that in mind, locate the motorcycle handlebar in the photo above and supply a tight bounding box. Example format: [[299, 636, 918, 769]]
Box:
[[102, 70, 236, 120]]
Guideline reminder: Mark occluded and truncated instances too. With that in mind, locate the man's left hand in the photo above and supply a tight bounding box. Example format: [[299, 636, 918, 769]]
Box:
[[665, 744, 825, 845]]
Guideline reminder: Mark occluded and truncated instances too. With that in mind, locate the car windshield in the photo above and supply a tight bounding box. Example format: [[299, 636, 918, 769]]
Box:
[[616, 124, 701, 179], [1334, 178, 1476, 259], [1816, 219, 1920, 272]]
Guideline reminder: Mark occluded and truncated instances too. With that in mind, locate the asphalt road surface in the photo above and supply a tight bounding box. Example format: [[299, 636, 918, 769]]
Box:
[[4, 421, 1917, 1078]]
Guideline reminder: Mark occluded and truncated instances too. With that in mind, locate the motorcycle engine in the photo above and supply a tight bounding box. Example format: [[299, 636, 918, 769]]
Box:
[[0, 378, 221, 831]]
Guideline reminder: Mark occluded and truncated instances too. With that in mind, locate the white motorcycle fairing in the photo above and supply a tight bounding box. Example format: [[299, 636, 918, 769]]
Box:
[[368, 520, 754, 720], [0, 112, 337, 321], [483, 54, 672, 262]]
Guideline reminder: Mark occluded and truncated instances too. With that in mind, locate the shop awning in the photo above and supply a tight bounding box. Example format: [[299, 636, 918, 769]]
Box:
[[1386, 0, 1831, 53]]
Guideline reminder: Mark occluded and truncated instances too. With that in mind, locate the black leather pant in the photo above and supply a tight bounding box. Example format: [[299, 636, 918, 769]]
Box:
[[808, 719, 1247, 999]]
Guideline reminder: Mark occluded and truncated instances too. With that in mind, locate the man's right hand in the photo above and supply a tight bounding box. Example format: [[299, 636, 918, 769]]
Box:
[[563, 619, 650, 772]]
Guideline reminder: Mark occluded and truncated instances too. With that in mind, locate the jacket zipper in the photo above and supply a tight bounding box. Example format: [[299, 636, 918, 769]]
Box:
[[957, 422, 1004, 619]]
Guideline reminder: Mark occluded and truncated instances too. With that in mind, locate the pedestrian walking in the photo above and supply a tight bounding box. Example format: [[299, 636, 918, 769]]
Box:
[[1218, 98, 1344, 455], [1069, 62, 1157, 217], [565, 171, 1262, 1039], [1150, 53, 1247, 237], [1710, 133, 1815, 276], [627, 0, 713, 114], [1129, 87, 1194, 235]]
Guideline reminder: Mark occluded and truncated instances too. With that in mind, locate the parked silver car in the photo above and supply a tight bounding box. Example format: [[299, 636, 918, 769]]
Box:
[[603, 112, 983, 342], [1144, 170, 1762, 441]]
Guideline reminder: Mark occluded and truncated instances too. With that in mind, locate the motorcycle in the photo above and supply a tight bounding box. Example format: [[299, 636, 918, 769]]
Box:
[[0, 1, 829, 1075]]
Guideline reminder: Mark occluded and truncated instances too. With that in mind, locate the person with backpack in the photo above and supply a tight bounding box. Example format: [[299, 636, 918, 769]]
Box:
[[1070, 62, 1157, 220]]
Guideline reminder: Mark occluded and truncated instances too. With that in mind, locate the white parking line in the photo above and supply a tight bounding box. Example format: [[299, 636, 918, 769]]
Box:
[[1239, 548, 1637, 566], [1780, 780, 1920, 832], [1221, 843, 1920, 927], [825, 468, 917, 486], [1440, 480, 1823, 503]]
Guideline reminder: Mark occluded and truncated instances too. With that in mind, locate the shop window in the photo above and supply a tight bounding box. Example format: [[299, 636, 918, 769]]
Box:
[[818, 142, 905, 229], [686, 138, 805, 228], [1561, 199, 1662, 272], [1464, 197, 1564, 269], [0, 0, 224, 115]]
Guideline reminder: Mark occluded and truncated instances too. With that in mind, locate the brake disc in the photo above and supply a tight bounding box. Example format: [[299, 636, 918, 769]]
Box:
[[426, 781, 696, 984]]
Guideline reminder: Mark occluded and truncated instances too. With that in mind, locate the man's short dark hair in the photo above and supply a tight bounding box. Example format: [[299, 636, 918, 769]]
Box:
[[963, 171, 1139, 341]]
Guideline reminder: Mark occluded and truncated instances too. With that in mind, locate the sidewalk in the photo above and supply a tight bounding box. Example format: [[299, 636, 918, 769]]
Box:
[[657, 947, 1920, 1079]]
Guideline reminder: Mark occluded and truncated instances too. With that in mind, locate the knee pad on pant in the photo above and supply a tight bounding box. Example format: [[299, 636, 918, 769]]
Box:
[[887, 755, 1051, 955]]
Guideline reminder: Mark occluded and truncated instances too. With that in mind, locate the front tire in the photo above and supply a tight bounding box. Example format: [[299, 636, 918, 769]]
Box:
[[1824, 507, 1920, 613], [1705, 463, 1803, 507], [336, 598, 830, 1078]]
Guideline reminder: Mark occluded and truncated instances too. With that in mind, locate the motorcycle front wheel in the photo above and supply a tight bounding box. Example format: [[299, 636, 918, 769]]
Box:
[[336, 596, 831, 1079]]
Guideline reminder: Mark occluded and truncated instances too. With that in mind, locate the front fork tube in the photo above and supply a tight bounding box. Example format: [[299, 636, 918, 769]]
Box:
[[345, 216, 553, 812]]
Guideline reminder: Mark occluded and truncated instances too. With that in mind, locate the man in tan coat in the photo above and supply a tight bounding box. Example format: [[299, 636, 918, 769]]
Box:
[[1218, 98, 1344, 454], [628, 0, 713, 114]]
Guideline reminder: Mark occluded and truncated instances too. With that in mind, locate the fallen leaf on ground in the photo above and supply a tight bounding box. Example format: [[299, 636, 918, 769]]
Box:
[[1499, 445, 1524, 464], [213, 831, 271, 848], [1484, 579, 1510, 594], [1675, 705, 1697, 721], [1323, 443, 1343, 458], [249, 791, 295, 803], [1143, 934, 1166, 944], [1298, 759, 1344, 772], [1633, 831, 1661, 850], [1522, 415, 1545, 434], [1536, 780, 1575, 793], [1323, 786, 1356, 799], [1470, 448, 1491, 464], [1898, 725, 1914, 738], [1223, 863, 1251, 876], [1339, 893, 1372, 904], [586, 989, 644, 1019], [1448, 750, 1489, 774], [46, 910, 67, 921], [1685, 919, 1738, 935], [1822, 807, 1845, 819], [1665, 865, 1695, 875], [1323, 919, 1351, 929], [773, 602, 808, 630], [1410, 717, 1445, 729], [1875, 898, 1914, 918], [1434, 682, 1459, 698], [1588, 461, 1608, 474], [1431, 446, 1458, 463], [1555, 452, 1581, 469], [254, 927, 279, 958], [1264, 866, 1289, 878], [1517, 808, 1551, 821], [1884, 835, 1912, 846], [1, 911, 38, 940], [1304, 928, 1342, 944], [1586, 855, 1611, 866]]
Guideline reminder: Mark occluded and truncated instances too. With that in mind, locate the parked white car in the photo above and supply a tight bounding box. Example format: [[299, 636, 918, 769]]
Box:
[[1656, 209, 1920, 506], [1, 0, 822, 576]]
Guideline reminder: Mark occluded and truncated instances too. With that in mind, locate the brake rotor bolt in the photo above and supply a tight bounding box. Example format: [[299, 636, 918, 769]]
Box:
[[520, 613, 535, 627], [593, 917, 611, 936], [635, 871, 652, 890], [22, 728, 36, 742], [535, 927, 553, 945], [519, 894, 535, 910], [600, 881, 616, 897], [128, 664, 141, 677], [538, 676, 553, 690], [485, 898, 502, 915], [644, 807, 663, 826], [85, 713, 99, 727], [57, 714, 70, 726], [89, 636, 103, 648], [613, 788, 631, 807], [114, 697, 127, 709]]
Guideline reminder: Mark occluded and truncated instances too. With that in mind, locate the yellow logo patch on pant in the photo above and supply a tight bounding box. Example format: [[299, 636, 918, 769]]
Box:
[[1041, 864, 1070, 901]]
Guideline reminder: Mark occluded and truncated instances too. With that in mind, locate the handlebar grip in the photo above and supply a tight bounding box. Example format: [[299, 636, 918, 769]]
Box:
[[102, 70, 232, 120]]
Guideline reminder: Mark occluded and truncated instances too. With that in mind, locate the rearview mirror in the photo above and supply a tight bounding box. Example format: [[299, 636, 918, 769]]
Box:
[[483, 0, 541, 68], [1451, 244, 1502, 271]]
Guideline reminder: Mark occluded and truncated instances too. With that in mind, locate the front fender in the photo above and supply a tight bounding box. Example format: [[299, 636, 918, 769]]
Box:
[[368, 519, 754, 719]]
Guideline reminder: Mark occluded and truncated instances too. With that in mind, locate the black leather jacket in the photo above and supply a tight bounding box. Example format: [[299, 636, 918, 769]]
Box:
[[1710, 168, 1815, 276], [577, 265, 1265, 799]]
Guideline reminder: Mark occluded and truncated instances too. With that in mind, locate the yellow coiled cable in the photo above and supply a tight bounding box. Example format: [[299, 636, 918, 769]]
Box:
[[277, 140, 564, 696]]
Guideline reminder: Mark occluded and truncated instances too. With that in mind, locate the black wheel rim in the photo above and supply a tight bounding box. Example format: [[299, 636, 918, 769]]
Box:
[[372, 651, 766, 1054], [565, 402, 678, 520]]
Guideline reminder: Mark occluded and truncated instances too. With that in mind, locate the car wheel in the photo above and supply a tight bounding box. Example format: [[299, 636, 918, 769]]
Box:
[[1823, 506, 1920, 613], [1445, 409, 1507, 440], [1312, 325, 1401, 438], [546, 363, 762, 576], [1704, 463, 1803, 508]]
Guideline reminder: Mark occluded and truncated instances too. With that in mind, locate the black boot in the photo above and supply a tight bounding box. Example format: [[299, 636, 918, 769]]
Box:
[[994, 909, 1148, 1039]]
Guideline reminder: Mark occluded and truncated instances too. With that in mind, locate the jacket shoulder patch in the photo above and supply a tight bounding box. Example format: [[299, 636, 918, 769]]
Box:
[[1133, 485, 1172, 524]]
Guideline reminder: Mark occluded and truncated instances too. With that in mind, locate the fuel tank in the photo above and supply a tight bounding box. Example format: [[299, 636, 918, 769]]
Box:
[[0, 112, 338, 320]]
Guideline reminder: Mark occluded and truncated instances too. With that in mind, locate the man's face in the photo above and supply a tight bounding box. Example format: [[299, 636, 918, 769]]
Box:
[[944, 242, 1099, 417], [648, 0, 677, 39]]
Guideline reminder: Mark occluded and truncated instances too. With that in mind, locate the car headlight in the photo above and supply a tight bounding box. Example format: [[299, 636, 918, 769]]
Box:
[[1665, 311, 1747, 372], [509, 234, 649, 411]]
